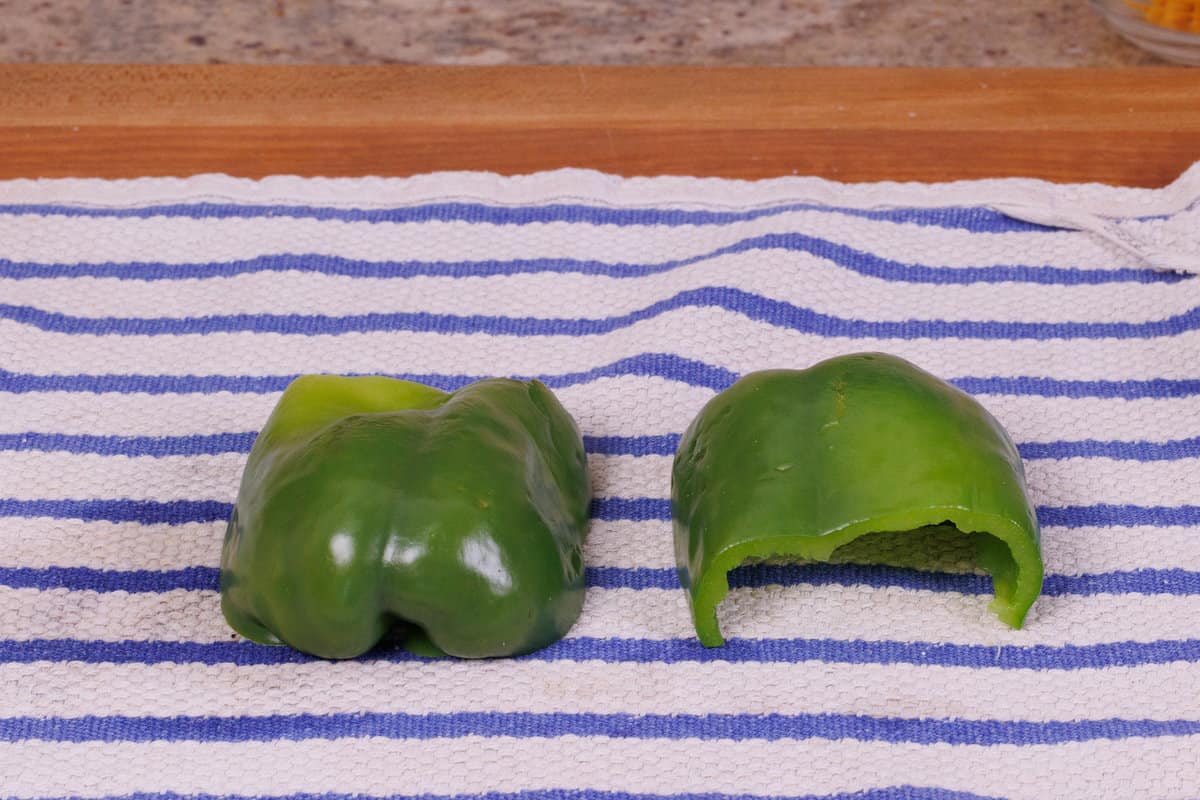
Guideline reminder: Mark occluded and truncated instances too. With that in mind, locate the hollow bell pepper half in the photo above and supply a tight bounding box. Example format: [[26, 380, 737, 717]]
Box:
[[220, 374, 591, 660], [671, 352, 1043, 647]]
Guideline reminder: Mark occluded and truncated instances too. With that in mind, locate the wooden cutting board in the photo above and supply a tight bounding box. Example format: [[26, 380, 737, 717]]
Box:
[[0, 65, 1197, 185]]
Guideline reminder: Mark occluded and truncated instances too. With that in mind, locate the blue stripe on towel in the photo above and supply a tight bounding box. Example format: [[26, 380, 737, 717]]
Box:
[[4, 431, 1199, 461], [2, 497, 1198, 528], [5, 357, 1199, 398], [1, 563, 1196, 599], [3, 636, 1197, 670], [4, 709, 1198, 745], [4, 789, 1010, 800], [1, 236, 1176, 284], [0, 200, 1055, 231], [6, 289, 1200, 338]]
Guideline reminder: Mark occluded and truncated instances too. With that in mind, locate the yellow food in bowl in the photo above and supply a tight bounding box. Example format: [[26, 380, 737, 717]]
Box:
[[1127, 0, 1200, 32]]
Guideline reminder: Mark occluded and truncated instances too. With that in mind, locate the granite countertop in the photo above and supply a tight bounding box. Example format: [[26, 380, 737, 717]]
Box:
[[0, 0, 1165, 66]]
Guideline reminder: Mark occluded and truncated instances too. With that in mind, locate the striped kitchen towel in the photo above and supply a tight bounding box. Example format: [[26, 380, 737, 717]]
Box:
[[2, 165, 1200, 800]]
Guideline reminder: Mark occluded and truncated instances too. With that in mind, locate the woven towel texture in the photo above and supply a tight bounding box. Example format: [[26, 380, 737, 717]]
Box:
[[2, 167, 1200, 800]]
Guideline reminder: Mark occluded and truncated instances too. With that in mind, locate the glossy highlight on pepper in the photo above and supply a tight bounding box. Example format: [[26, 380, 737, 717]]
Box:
[[671, 352, 1044, 646], [220, 374, 591, 660]]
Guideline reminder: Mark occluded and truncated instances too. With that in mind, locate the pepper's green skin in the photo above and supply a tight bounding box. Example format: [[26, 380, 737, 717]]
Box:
[[672, 353, 1043, 646], [220, 375, 591, 660]]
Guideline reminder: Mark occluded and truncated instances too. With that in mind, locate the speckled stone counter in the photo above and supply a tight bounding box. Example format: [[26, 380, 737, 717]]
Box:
[[0, 0, 1164, 65]]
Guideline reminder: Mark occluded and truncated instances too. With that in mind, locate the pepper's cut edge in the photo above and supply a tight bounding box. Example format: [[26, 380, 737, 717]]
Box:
[[686, 506, 1044, 647]]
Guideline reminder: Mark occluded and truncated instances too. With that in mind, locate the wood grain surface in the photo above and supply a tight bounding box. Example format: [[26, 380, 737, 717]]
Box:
[[1, 65, 1198, 184]]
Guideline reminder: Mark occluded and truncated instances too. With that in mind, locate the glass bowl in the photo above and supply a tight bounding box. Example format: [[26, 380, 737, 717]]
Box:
[[1091, 0, 1200, 64]]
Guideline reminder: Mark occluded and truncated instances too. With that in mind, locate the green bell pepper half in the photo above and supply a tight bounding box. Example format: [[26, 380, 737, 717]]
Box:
[[671, 352, 1043, 646], [220, 374, 591, 660]]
